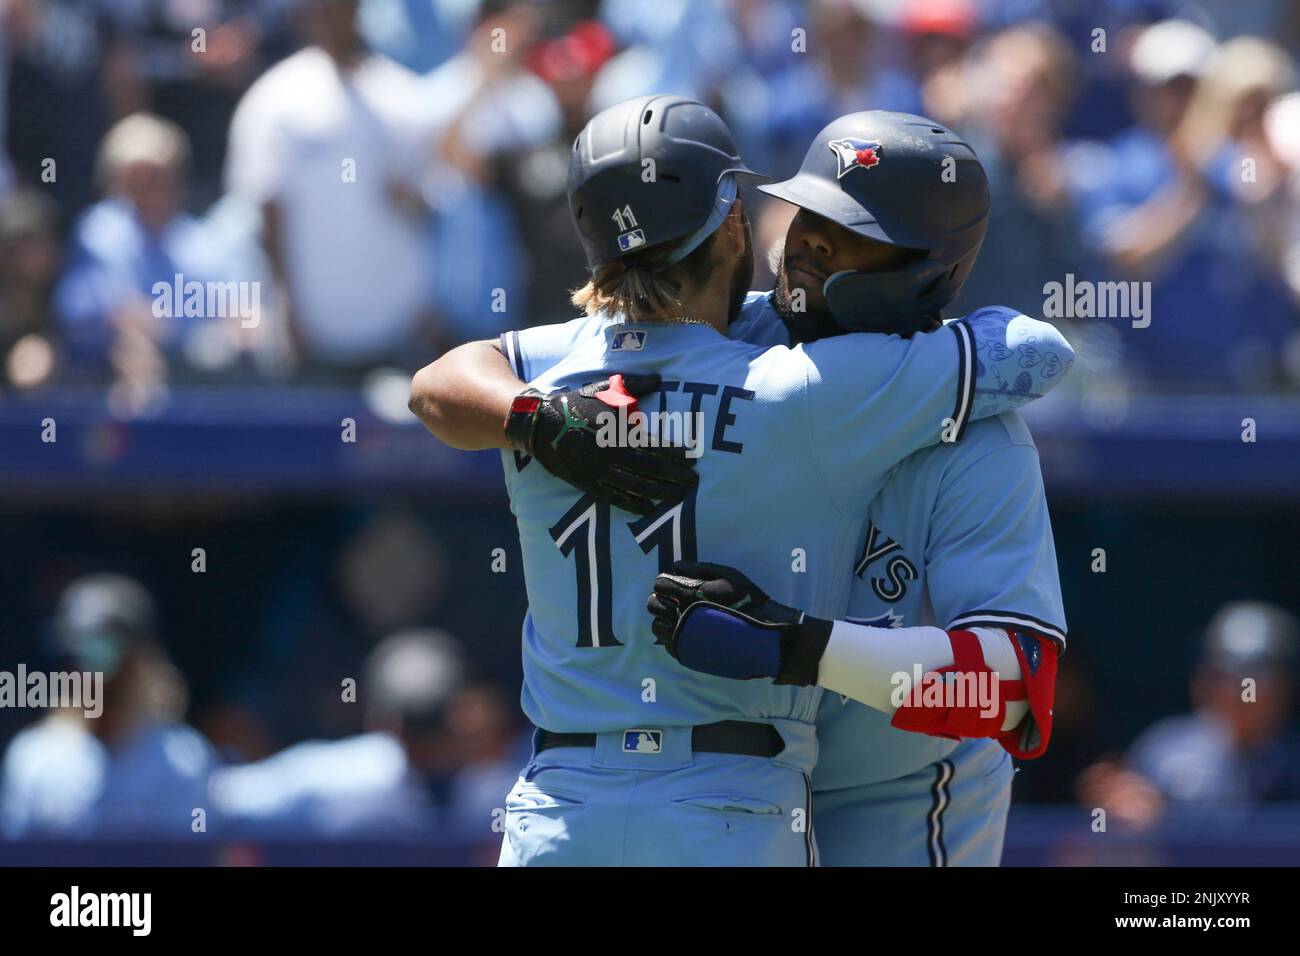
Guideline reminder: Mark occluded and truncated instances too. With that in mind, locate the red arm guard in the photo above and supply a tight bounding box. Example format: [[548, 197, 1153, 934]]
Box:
[[997, 630, 1059, 759], [890, 628, 1059, 759]]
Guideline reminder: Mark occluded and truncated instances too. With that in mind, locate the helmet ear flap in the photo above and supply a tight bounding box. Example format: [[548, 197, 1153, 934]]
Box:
[[823, 260, 948, 335], [914, 259, 966, 306], [917, 267, 949, 300], [925, 240, 984, 313]]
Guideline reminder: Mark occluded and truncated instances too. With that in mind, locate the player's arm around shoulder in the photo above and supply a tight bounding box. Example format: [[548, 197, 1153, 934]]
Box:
[[408, 323, 700, 515], [407, 315, 603, 450], [953, 306, 1075, 417], [794, 304, 1076, 418], [778, 308, 1073, 516], [409, 338, 520, 451]]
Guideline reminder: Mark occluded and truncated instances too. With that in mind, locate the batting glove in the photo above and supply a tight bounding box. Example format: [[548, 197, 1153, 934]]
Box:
[[504, 373, 698, 516], [647, 561, 832, 685]]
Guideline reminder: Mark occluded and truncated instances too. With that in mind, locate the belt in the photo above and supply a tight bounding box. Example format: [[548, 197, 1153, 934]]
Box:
[[537, 720, 784, 759]]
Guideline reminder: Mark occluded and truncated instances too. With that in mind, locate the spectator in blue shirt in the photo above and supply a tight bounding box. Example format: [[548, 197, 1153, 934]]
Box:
[[53, 112, 230, 405], [946, 23, 1093, 317], [0, 574, 219, 839], [1066, 23, 1298, 390]]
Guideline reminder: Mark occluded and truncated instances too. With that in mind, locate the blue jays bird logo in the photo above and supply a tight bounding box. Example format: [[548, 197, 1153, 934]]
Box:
[[828, 138, 883, 179], [847, 610, 904, 629]]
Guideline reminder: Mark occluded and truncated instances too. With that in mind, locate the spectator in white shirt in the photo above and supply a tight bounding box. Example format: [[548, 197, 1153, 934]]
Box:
[[224, 0, 437, 377]]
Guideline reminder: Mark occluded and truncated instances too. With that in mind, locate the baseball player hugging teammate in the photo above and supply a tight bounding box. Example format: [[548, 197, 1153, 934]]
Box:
[[410, 95, 1075, 865]]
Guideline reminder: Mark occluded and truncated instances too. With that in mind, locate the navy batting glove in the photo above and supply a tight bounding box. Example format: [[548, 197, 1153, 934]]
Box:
[[646, 561, 832, 686]]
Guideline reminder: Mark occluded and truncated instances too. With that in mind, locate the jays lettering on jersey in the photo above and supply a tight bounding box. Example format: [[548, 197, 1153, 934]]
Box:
[[814, 409, 1068, 791], [499, 295, 1072, 735]]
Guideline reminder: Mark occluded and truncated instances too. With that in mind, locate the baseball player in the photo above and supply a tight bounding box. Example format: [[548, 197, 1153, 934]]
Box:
[[641, 113, 1069, 866], [410, 97, 1074, 865]]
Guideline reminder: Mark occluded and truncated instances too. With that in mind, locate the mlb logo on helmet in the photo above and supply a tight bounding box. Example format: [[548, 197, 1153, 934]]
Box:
[[611, 330, 646, 351], [622, 729, 663, 753], [827, 137, 883, 179], [618, 228, 646, 252]]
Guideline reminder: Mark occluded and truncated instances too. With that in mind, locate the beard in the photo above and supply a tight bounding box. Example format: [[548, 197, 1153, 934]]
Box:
[[768, 238, 843, 344]]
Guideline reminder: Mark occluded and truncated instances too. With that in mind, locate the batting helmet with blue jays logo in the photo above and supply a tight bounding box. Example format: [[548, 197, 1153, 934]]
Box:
[[760, 111, 989, 334]]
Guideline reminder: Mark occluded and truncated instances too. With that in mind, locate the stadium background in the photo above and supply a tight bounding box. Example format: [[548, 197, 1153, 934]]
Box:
[[1, 0, 1299, 865]]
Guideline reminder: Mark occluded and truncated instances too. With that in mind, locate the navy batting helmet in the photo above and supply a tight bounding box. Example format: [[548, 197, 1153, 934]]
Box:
[[760, 111, 989, 333], [568, 94, 768, 272]]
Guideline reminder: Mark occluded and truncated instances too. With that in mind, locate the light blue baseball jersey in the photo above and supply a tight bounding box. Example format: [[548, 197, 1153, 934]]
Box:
[[811, 409, 1068, 793], [501, 293, 1072, 736]]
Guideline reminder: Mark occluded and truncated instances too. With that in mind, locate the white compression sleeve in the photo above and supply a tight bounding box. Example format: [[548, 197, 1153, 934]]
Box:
[[816, 622, 1029, 732]]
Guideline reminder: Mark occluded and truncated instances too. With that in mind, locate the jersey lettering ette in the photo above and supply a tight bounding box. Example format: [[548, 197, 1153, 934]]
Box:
[[502, 293, 1074, 735]]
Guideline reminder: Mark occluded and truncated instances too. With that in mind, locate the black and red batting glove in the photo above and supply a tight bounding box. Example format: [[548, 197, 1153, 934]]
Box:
[[504, 373, 699, 516]]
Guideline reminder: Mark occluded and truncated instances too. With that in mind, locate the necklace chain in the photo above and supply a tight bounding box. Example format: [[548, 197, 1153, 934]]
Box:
[[656, 315, 717, 329]]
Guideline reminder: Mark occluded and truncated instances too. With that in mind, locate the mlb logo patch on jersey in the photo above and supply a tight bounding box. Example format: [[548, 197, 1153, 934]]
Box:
[[828, 138, 883, 179], [618, 228, 646, 252], [622, 729, 663, 754], [611, 330, 646, 352]]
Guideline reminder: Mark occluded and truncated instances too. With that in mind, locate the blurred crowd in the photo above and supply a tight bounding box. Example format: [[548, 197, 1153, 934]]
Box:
[[1074, 601, 1300, 826], [3, 569, 1297, 844], [2, 0, 1300, 408], [0, 571, 529, 843]]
